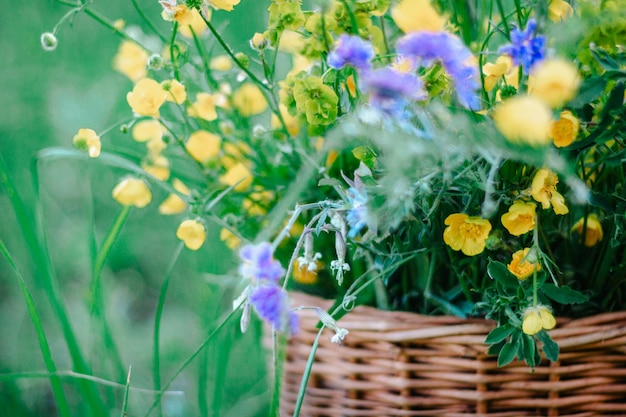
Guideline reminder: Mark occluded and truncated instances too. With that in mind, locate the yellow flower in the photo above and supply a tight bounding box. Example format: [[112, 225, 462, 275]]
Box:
[[112, 177, 152, 208], [250, 32, 267, 49], [482, 55, 515, 92], [531, 169, 569, 215], [187, 92, 218, 121], [147, 136, 167, 156], [208, 0, 240, 11], [548, 0, 574, 23], [142, 155, 170, 181], [113, 40, 149, 81], [72, 128, 101, 158], [161, 79, 187, 104], [507, 248, 541, 280], [501, 201, 536, 236], [278, 30, 305, 54], [221, 141, 252, 169], [571, 213, 603, 247], [492, 95, 553, 146], [243, 189, 275, 216], [391, 0, 446, 33], [443, 213, 492, 256], [161, 4, 194, 25], [178, 7, 209, 38], [209, 55, 233, 71], [158, 178, 190, 215], [220, 228, 241, 249], [522, 306, 556, 335], [293, 259, 321, 285], [127, 78, 167, 117], [550, 110, 579, 148], [176, 219, 206, 250], [232, 83, 268, 116], [132, 119, 164, 143], [219, 162, 252, 192], [271, 104, 300, 136], [186, 130, 221, 164], [530, 58, 580, 108]]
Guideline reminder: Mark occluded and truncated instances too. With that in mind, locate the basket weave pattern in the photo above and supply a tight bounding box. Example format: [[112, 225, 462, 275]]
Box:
[[282, 292, 626, 417]]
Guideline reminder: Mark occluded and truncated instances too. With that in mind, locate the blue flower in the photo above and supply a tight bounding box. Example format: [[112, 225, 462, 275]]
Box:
[[499, 19, 546, 74], [328, 34, 375, 71], [346, 187, 369, 238], [249, 284, 299, 334], [360, 67, 426, 114], [239, 242, 285, 284], [396, 31, 481, 110]]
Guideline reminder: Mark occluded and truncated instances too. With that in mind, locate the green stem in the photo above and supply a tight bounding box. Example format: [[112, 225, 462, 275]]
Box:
[[82, 8, 153, 51], [495, 0, 511, 38], [169, 22, 181, 81], [131, 0, 168, 43], [292, 327, 324, 417], [152, 242, 184, 412], [143, 307, 239, 417], [0, 239, 71, 417]]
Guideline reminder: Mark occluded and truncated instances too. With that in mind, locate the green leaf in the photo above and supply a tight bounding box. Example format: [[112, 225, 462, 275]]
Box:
[[318, 177, 343, 187], [541, 283, 589, 304], [487, 339, 506, 356], [487, 260, 519, 289], [537, 331, 560, 362], [485, 324, 515, 345], [520, 333, 536, 368], [504, 306, 523, 327], [567, 76, 607, 108], [351, 145, 377, 169], [498, 340, 518, 367]]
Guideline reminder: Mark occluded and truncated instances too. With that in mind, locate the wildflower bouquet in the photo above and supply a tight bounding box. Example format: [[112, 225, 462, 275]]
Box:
[[42, 0, 626, 412]]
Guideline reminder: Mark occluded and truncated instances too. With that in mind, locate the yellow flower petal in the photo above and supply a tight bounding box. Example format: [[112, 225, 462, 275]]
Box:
[[232, 83, 268, 116], [443, 213, 492, 256], [72, 128, 101, 158], [507, 248, 541, 280], [176, 219, 206, 250], [493, 95, 552, 146], [158, 179, 190, 215], [538, 306, 557, 330], [132, 119, 164, 143], [219, 228, 241, 249], [112, 177, 152, 208], [126, 78, 167, 117], [501, 201, 536, 236], [219, 162, 252, 192], [571, 213, 603, 247], [187, 92, 218, 121], [522, 309, 543, 335], [530, 58, 580, 109], [113, 41, 149, 81], [161, 79, 187, 104], [531, 169, 569, 215], [391, 0, 446, 33], [178, 7, 209, 38], [550, 110, 579, 148], [186, 130, 221, 164]]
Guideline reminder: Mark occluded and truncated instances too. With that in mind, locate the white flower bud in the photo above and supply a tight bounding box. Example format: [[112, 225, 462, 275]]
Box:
[[40, 32, 58, 52]]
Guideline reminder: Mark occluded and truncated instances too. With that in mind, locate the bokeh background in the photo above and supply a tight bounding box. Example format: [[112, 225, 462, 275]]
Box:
[[0, 1, 273, 416]]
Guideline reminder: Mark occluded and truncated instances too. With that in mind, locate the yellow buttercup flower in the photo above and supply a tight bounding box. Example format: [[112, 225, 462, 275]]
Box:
[[112, 177, 152, 208], [550, 110, 579, 148], [72, 128, 101, 158], [219, 228, 241, 249], [158, 178, 190, 215], [221, 141, 252, 169], [232, 83, 268, 117], [501, 201, 536, 236], [187, 92, 218, 121], [132, 119, 164, 143], [522, 306, 556, 335], [443, 213, 492, 256], [571, 213, 603, 247], [548, 0, 574, 23], [209, 55, 233, 71], [127, 78, 167, 117], [391, 0, 446, 33], [186, 130, 221, 164], [161, 4, 194, 25], [530, 58, 580, 108], [219, 162, 252, 192], [507, 248, 541, 280], [177, 7, 209, 38], [492, 95, 552, 146], [176, 219, 206, 250], [531, 169, 569, 215], [142, 155, 170, 181], [161, 79, 187, 104], [113, 40, 149, 81], [208, 0, 240, 11], [482, 55, 516, 92], [243, 189, 275, 216]]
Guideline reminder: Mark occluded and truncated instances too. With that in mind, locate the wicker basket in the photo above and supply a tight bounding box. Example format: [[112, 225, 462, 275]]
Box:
[[281, 292, 626, 417]]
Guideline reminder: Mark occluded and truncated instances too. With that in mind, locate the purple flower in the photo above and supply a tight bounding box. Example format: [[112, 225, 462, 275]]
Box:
[[239, 242, 285, 284], [397, 31, 481, 110], [360, 67, 426, 114], [249, 284, 299, 334], [328, 34, 375, 71], [499, 19, 545, 74]]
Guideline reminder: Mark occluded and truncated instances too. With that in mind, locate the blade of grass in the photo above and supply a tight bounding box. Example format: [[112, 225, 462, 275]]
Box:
[[143, 307, 239, 417], [0, 238, 71, 417], [152, 242, 184, 416], [1, 152, 107, 416]]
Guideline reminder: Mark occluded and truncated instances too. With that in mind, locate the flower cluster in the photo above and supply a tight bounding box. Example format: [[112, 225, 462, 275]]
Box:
[[48, 0, 626, 368]]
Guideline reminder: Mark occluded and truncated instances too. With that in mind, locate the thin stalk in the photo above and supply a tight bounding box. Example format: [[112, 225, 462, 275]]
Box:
[[143, 307, 239, 417], [495, 0, 511, 38], [0, 239, 71, 417], [121, 366, 132, 417], [82, 8, 154, 51], [169, 22, 181, 81], [131, 0, 168, 43], [292, 327, 324, 417]]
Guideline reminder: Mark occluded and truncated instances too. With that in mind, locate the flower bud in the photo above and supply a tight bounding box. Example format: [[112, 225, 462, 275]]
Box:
[[40, 32, 58, 52], [250, 32, 268, 50], [147, 53, 165, 70], [234, 52, 249, 68], [72, 128, 101, 158], [176, 218, 207, 250]]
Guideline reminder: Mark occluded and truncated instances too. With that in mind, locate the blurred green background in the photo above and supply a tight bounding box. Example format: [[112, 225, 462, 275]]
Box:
[[0, 1, 272, 416]]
